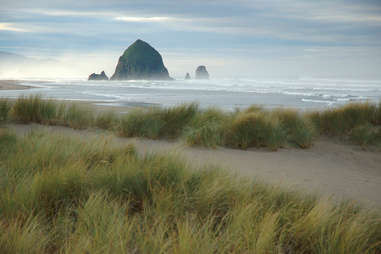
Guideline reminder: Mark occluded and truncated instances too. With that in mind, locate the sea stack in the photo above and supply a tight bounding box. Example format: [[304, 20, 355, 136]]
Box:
[[195, 65, 209, 79], [185, 73, 191, 80], [88, 71, 109, 80], [111, 39, 172, 80]]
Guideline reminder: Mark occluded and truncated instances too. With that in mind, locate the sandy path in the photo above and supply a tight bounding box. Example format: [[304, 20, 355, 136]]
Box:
[[6, 123, 381, 209]]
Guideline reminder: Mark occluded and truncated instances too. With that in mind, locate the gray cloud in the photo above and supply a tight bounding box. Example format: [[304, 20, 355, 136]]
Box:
[[1, 0, 381, 78]]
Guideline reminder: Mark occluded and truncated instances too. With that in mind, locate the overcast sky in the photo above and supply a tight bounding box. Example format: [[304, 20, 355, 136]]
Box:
[[1, 0, 381, 79]]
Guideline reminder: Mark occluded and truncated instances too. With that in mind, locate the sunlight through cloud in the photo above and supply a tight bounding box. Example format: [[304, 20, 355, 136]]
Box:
[[114, 16, 172, 22]]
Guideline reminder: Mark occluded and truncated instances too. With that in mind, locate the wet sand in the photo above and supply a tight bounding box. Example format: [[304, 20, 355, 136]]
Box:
[[7, 123, 381, 209], [0, 80, 33, 90]]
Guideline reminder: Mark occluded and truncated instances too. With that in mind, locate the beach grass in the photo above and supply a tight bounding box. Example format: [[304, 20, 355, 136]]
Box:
[[184, 108, 228, 148], [307, 103, 379, 136], [61, 104, 94, 129], [0, 129, 380, 253], [3, 95, 381, 149], [224, 111, 287, 150], [94, 110, 119, 130], [8, 96, 94, 129], [274, 109, 316, 148], [118, 103, 198, 139], [0, 98, 10, 122]]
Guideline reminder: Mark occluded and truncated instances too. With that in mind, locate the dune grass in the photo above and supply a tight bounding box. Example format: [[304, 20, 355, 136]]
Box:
[[0, 129, 380, 253], [307, 103, 379, 136], [224, 111, 287, 150], [184, 108, 228, 148], [273, 109, 316, 148], [118, 103, 199, 139], [94, 110, 119, 130], [0, 99, 10, 123], [7, 96, 94, 129], [2, 95, 381, 149]]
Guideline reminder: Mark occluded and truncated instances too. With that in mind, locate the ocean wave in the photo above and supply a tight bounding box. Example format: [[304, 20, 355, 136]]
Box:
[[81, 91, 123, 100], [301, 99, 335, 105]]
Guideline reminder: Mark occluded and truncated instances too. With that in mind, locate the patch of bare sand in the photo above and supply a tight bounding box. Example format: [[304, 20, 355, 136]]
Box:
[[7, 123, 381, 209]]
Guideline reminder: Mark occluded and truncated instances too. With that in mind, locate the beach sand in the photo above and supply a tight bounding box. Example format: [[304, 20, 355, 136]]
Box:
[[7, 123, 381, 209], [0, 80, 33, 90]]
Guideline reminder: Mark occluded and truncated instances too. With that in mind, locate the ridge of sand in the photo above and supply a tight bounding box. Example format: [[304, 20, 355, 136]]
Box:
[[6, 123, 381, 209]]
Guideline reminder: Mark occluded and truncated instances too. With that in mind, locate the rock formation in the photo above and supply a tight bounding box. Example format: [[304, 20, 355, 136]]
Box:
[[195, 65, 209, 79], [185, 73, 191, 80], [111, 39, 172, 80], [88, 71, 109, 80]]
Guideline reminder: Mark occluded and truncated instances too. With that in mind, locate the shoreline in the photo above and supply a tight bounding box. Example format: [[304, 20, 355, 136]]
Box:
[[0, 80, 35, 90], [1, 79, 379, 111]]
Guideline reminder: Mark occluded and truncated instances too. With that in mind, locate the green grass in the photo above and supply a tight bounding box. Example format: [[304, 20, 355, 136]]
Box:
[[0, 99, 11, 123], [224, 112, 287, 150], [10, 95, 57, 124], [349, 124, 381, 146], [61, 104, 94, 129], [8, 96, 94, 129], [118, 103, 198, 139], [184, 108, 227, 148], [307, 103, 379, 136], [94, 110, 119, 130], [273, 109, 316, 148], [2, 95, 381, 149], [0, 129, 380, 253]]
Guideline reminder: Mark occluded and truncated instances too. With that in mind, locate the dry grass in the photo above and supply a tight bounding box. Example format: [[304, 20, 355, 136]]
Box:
[[224, 112, 286, 150], [0, 129, 380, 253], [0, 98, 11, 122], [2, 95, 381, 148]]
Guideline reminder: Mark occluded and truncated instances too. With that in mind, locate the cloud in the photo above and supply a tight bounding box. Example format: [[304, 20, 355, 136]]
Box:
[[24, 8, 117, 17], [0, 22, 28, 32], [1, 0, 381, 78], [114, 16, 172, 23]]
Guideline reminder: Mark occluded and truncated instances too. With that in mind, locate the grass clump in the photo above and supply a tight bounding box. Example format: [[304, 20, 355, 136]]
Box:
[[3, 95, 381, 149], [62, 104, 94, 129], [0, 131, 380, 253], [274, 109, 315, 148], [94, 111, 119, 130], [350, 124, 381, 146], [184, 108, 227, 148], [0, 99, 11, 123], [376, 102, 381, 125], [10, 95, 57, 124], [225, 112, 286, 150], [310, 103, 378, 136], [8, 95, 94, 129], [118, 103, 198, 139], [118, 107, 165, 138]]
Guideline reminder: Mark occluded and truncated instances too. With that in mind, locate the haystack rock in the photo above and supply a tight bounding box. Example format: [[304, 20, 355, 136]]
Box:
[[195, 65, 209, 79], [111, 39, 172, 80], [185, 73, 191, 80], [88, 71, 109, 80]]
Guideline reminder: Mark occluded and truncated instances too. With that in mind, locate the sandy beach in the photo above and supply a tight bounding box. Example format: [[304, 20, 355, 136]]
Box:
[[0, 80, 34, 90], [7, 122, 381, 209]]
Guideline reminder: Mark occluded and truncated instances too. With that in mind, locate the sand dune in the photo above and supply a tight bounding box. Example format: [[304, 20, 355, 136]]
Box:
[[7, 123, 381, 209]]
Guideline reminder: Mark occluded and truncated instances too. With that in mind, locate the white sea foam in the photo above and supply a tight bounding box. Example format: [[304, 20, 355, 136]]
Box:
[[1, 78, 380, 110]]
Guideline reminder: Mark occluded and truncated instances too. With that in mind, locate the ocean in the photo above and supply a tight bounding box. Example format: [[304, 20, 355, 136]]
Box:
[[1, 78, 380, 111]]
